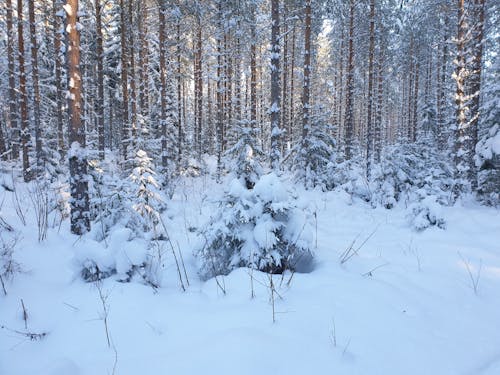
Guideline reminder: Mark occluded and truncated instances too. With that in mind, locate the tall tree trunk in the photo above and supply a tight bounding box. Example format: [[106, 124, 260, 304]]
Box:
[[53, 0, 65, 157], [95, 0, 105, 159], [437, 16, 448, 150], [18, 0, 31, 181], [120, 0, 129, 161], [344, 0, 355, 160], [6, 0, 18, 159], [194, 17, 203, 158], [28, 0, 42, 171], [412, 62, 419, 142], [289, 25, 296, 145], [366, 0, 375, 178], [454, 0, 468, 192], [128, 0, 137, 144], [270, 0, 281, 171], [176, 20, 183, 165], [469, 0, 485, 191], [302, 0, 311, 150], [138, 3, 149, 130], [216, 1, 223, 178], [158, 0, 168, 175], [250, 13, 257, 127], [375, 43, 384, 162], [67, 0, 90, 234], [407, 38, 414, 141], [281, 2, 289, 150]]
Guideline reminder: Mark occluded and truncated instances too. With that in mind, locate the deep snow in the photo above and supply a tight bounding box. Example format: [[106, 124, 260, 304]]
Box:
[[1, 176, 500, 375]]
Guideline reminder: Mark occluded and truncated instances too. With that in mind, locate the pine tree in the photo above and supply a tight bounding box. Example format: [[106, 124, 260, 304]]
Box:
[[67, 0, 90, 235]]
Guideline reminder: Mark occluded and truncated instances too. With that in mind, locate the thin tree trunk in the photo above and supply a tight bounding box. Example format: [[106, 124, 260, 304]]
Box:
[[302, 0, 311, 146], [28, 0, 42, 171], [344, 0, 355, 160], [270, 0, 281, 171], [6, 0, 18, 159], [95, 0, 105, 159], [53, 0, 65, 157], [138, 3, 149, 129], [158, 0, 168, 174], [366, 0, 375, 178], [281, 2, 289, 150], [375, 43, 384, 162], [437, 17, 448, 150], [412, 62, 419, 142], [469, 0, 485, 191], [289, 25, 296, 144], [128, 0, 137, 143], [120, 0, 129, 161], [195, 18, 203, 158], [67, 0, 90, 234], [250, 14, 257, 127], [18, 0, 31, 181], [216, 1, 223, 177], [176, 20, 183, 164]]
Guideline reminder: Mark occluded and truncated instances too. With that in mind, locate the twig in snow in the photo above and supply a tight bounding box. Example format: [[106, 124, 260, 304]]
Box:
[[362, 262, 390, 277], [340, 225, 379, 265], [20, 299, 28, 330], [1, 325, 48, 341], [458, 251, 482, 295], [95, 281, 111, 348]]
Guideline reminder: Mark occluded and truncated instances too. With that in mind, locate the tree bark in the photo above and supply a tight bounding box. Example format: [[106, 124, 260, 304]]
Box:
[[270, 0, 281, 171], [95, 0, 105, 159], [302, 0, 311, 146], [120, 0, 129, 161], [366, 0, 375, 178], [67, 0, 90, 234], [6, 0, 17, 159], [28, 0, 42, 171], [344, 0, 355, 160], [18, 0, 31, 181], [53, 0, 65, 157], [158, 0, 168, 174]]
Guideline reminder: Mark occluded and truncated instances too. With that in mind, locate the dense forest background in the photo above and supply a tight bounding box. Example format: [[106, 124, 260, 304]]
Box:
[[0, 0, 499, 234]]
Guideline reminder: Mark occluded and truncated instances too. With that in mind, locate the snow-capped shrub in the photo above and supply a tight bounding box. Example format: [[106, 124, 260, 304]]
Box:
[[76, 228, 158, 285], [408, 196, 446, 231], [197, 172, 313, 280], [294, 107, 337, 190], [476, 124, 500, 206], [83, 152, 166, 284], [129, 150, 164, 232], [370, 138, 454, 208], [329, 155, 371, 201], [88, 158, 131, 241], [224, 121, 264, 189]]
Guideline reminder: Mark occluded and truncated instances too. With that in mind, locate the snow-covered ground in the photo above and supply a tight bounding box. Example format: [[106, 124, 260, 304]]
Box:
[[1, 176, 500, 375]]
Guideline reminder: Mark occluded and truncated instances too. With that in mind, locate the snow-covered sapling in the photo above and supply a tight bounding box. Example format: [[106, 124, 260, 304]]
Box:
[[198, 172, 313, 280]]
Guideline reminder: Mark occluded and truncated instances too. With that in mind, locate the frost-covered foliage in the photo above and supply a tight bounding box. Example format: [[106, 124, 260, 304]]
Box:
[[294, 108, 337, 190], [129, 150, 164, 231], [82, 152, 166, 284], [76, 227, 160, 286], [476, 125, 500, 206], [370, 138, 454, 209], [197, 173, 313, 280], [88, 150, 164, 241], [225, 121, 264, 189], [88, 156, 131, 241], [327, 138, 452, 230], [407, 196, 446, 231], [329, 153, 370, 201]]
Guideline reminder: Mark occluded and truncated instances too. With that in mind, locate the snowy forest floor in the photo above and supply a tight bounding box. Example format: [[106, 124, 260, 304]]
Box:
[[1, 175, 500, 375]]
